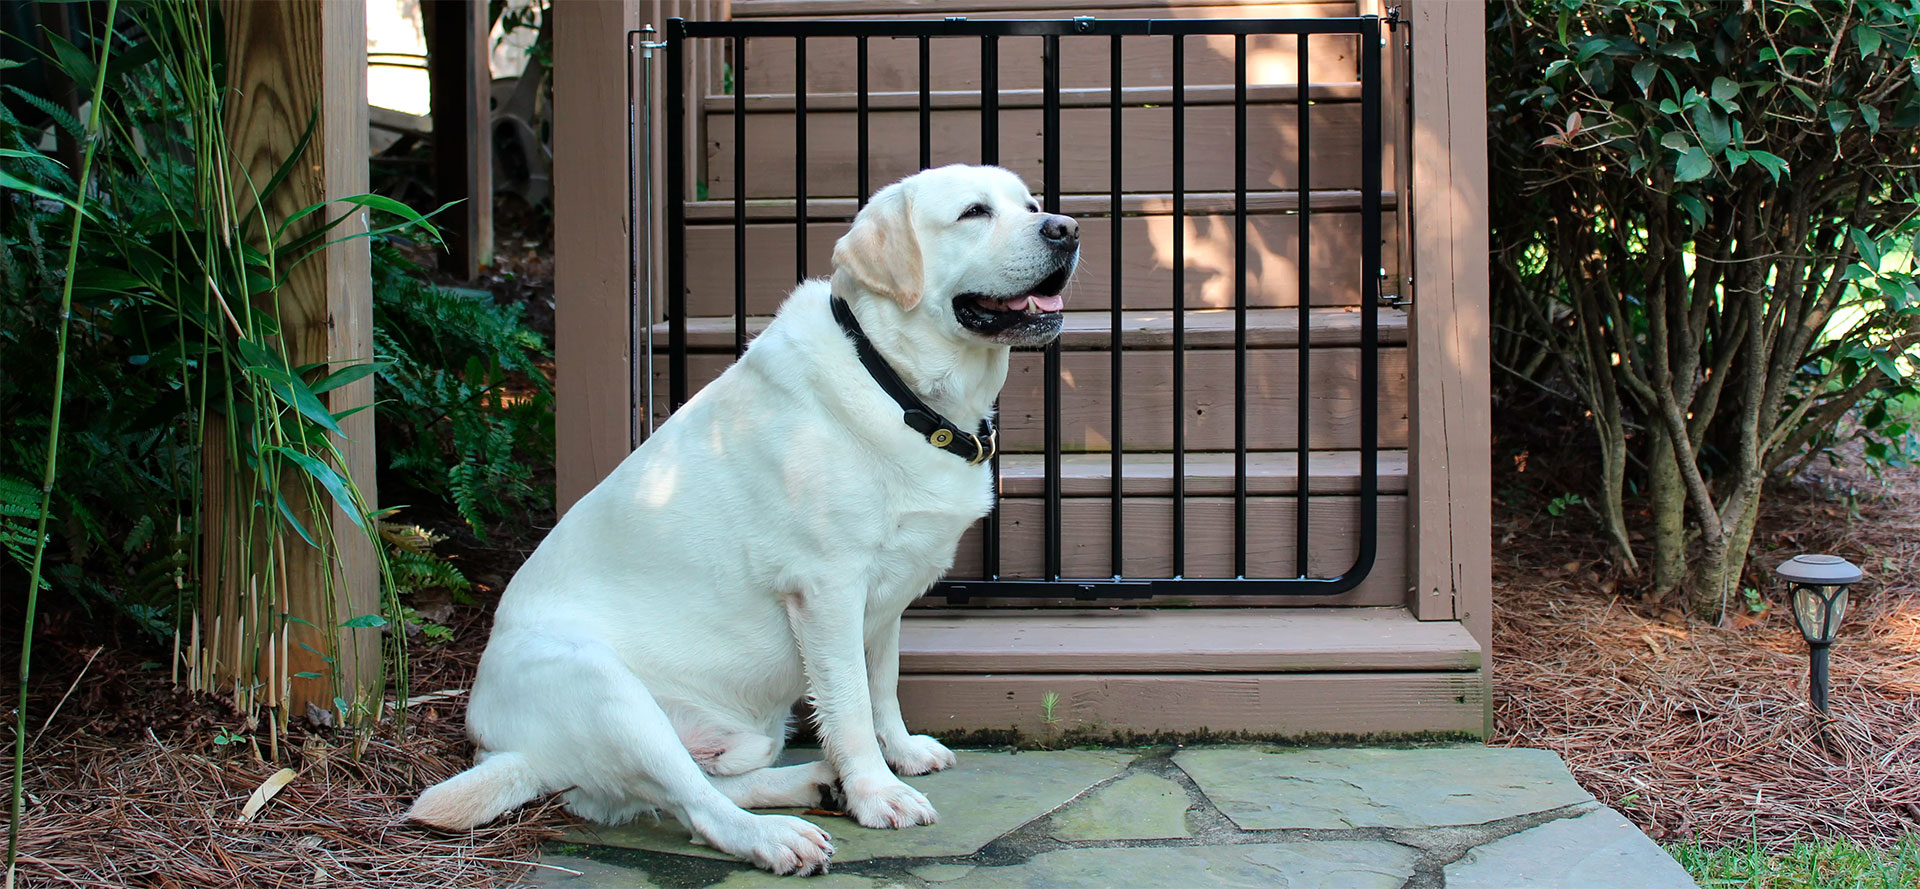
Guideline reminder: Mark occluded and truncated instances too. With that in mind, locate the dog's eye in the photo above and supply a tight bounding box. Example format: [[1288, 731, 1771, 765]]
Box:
[[960, 204, 992, 220], [1027, 202, 1040, 213]]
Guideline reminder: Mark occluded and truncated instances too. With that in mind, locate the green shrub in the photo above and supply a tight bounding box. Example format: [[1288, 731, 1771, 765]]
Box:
[[371, 243, 554, 541], [1489, 0, 1920, 614]]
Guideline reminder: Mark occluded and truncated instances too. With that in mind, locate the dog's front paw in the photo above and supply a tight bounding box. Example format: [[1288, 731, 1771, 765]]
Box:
[[882, 734, 957, 776], [843, 774, 938, 829]]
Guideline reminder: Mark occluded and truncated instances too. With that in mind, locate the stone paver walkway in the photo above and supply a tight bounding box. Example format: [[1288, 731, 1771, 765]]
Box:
[[526, 745, 1697, 889]]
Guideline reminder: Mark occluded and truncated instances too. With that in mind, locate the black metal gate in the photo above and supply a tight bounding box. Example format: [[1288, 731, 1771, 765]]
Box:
[[641, 15, 1385, 600]]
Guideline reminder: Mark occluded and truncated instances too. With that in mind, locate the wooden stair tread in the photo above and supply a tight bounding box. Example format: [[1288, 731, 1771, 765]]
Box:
[[656, 306, 1406, 351], [684, 190, 1397, 222], [900, 607, 1480, 673], [704, 82, 1363, 113], [994, 449, 1406, 495], [734, 0, 1361, 18]]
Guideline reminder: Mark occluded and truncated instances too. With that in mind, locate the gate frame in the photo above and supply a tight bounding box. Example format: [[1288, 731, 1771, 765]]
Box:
[[552, 0, 1487, 648]]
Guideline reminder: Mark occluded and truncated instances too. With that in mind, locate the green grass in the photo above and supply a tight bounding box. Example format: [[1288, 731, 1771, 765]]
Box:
[[1669, 835, 1920, 889]]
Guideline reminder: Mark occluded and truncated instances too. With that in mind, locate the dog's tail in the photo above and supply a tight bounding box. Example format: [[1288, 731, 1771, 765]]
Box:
[[408, 751, 544, 829]]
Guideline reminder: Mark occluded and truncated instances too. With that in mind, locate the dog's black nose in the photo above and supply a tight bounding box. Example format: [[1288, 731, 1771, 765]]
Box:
[[1040, 215, 1079, 248]]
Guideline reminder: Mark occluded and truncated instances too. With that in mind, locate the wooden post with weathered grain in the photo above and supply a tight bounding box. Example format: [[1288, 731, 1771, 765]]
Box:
[[205, 0, 381, 718], [426, 0, 494, 280], [554, 0, 643, 513], [1403, 0, 1492, 728]]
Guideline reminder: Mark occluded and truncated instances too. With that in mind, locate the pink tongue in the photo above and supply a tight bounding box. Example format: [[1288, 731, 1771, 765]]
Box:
[[1002, 295, 1031, 311], [1030, 294, 1064, 312]]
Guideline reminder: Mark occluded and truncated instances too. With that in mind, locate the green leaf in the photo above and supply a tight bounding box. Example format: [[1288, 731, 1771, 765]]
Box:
[[275, 491, 318, 547], [1860, 103, 1880, 135], [0, 147, 64, 168], [1633, 59, 1658, 95], [1545, 58, 1573, 80], [1691, 105, 1731, 154], [340, 614, 388, 629], [292, 672, 324, 680], [1710, 76, 1738, 108], [1827, 101, 1853, 135], [1855, 24, 1881, 58], [1871, 350, 1904, 381], [250, 106, 322, 237], [1660, 131, 1692, 151], [309, 362, 381, 395], [0, 170, 96, 221], [1675, 147, 1713, 182], [1787, 84, 1817, 111], [266, 446, 368, 530], [1675, 193, 1707, 228], [1854, 228, 1883, 270], [1659, 41, 1698, 60], [1749, 150, 1788, 182], [1659, 98, 1682, 114], [1724, 148, 1749, 171]]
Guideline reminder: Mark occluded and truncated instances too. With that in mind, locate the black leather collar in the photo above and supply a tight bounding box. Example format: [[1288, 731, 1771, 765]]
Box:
[[830, 295, 997, 466]]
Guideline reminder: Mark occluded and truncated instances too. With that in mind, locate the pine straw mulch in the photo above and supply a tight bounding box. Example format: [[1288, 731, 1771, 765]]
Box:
[[5, 550, 571, 889], [1491, 455, 1920, 851]]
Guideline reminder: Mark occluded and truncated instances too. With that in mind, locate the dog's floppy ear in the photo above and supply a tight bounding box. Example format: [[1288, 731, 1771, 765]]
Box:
[[832, 183, 923, 310]]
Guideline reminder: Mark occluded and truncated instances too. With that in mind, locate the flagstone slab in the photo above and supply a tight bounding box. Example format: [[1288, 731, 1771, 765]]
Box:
[[564, 750, 1135, 863], [1447, 807, 1698, 889], [941, 842, 1419, 889], [1174, 745, 1593, 830], [1048, 772, 1193, 841]]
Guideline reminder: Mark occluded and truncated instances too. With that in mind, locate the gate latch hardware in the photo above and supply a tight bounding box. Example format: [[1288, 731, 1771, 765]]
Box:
[[1072, 16, 1096, 33]]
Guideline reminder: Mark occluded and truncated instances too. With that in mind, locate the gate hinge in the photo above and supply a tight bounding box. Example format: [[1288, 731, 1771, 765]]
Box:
[[1385, 6, 1403, 28], [638, 24, 666, 59]]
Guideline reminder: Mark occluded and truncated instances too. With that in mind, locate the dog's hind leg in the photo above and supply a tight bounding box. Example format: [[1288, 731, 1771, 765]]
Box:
[[708, 760, 840, 809], [480, 638, 834, 875]]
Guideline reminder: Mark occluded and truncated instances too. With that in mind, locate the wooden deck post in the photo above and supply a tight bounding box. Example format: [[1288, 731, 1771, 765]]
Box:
[[212, 0, 381, 715], [554, 0, 643, 513], [1404, 0, 1491, 691], [425, 0, 494, 280]]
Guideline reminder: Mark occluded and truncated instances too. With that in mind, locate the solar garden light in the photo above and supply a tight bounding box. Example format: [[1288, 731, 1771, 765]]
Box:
[[1774, 554, 1863, 715]]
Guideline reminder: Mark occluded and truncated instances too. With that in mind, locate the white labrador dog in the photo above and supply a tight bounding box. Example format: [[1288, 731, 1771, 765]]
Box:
[[408, 165, 1078, 876]]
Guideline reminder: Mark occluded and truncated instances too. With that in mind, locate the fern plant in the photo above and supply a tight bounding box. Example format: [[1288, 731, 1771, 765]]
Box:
[[371, 244, 554, 541]]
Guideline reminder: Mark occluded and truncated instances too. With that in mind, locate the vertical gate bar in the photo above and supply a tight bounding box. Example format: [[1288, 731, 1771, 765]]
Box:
[[857, 37, 870, 206], [1043, 34, 1062, 582], [980, 32, 1000, 580], [666, 20, 687, 410], [1358, 16, 1381, 579], [1233, 34, 1248, 579], [981, 36, 999, 163], [794, 37, 808, 279], [1171, 33, 1186, 579], [1108, 33, 1123, 579], [918, 36, 931, 170], [1294, 32, 1312, 577], [733, 36, 747, 358]]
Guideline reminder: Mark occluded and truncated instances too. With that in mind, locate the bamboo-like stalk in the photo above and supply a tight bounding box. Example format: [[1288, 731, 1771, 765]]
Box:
[[9, 3, 122, 879]]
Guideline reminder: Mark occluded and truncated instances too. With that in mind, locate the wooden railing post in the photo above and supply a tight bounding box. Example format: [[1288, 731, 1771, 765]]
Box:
[[554, 0, 643, 513], [210, 0, 381, 716], [1404, 0, 1491, 668]]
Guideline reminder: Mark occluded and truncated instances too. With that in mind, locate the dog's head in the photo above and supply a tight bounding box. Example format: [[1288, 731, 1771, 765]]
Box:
[[831, 165, 1079, 348]]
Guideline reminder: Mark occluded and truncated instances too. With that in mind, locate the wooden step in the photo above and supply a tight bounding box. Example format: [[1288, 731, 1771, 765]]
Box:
[[994, 449, 1407, 496], [899, 672, 1485, 738], [951, 493, 1406, 597], [652, 344, 1408, 452], [706, 101, 1378, 200], [728, 4, 1362, 97], [684, 189, 1394, 222], [704, 81, 1362, 113], [655, 307, 1406, 351], [895, 606, 1486, 738], [899, 607, 1480, 673], [680, 212, 1397, 314]]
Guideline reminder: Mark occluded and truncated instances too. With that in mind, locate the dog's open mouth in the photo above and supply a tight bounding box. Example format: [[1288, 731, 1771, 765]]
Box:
[[952, 265, 1072, 343]]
